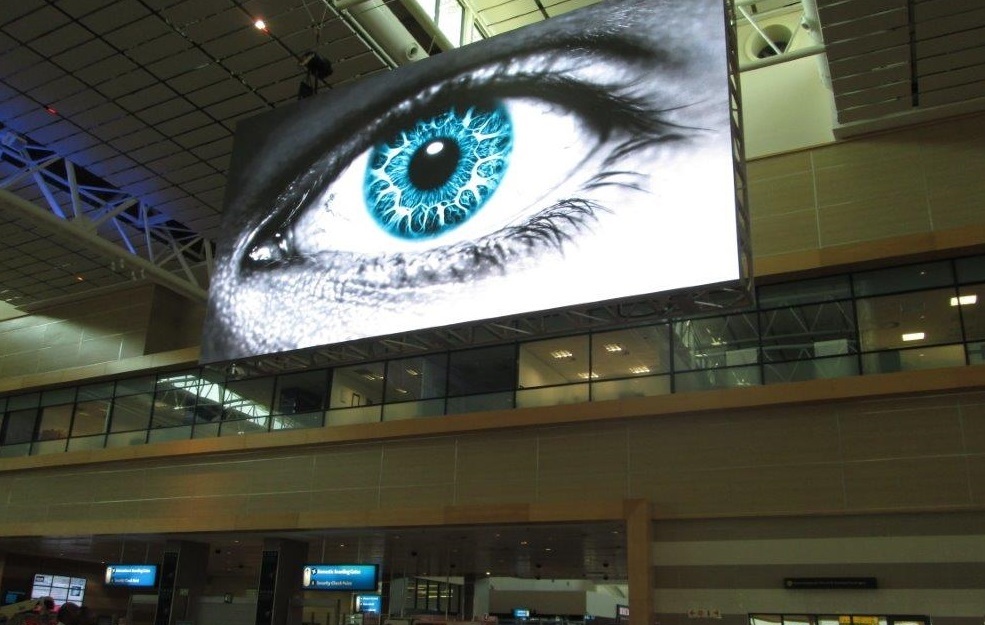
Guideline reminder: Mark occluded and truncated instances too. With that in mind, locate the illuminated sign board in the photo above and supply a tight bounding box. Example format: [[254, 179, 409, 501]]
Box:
[[302, 564, 378, 591], [202, 0, 742, 362], [104, 564, 158, 588], [355, 594, 382, 613]]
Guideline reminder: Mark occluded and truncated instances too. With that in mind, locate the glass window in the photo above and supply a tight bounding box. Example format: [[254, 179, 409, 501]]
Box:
[[853, 261, 953, 297], [518, 335, 589, 389], [673, 313, 759, 371], [958, 283, 984, 341], [70, 401, 110, 437], [2, 408, 38, 445], [7, 393, 39, 411], [330, 362, 384, 408], [77, 382, 114, 401], [115, 374, 156, 396], [592, 326, 671, 379], [38, 404, 73, 440], [760, 300, 857, 362], [40, 388, 76, 407], [274, 370, 328, 414], [758, 274, 852, 308], [447, 345, 515, 396], [153, 370, 201, 427], [110, 394, 154, 432], [194, 369, 225, 424], [223, 376, 274, 420], [385, 354, 448, 402], [956, 254, 985, 283], [856, 288, 962, 352]]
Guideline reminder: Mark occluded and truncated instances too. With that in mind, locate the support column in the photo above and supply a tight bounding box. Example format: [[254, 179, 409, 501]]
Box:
[[625, 499, 653, 625], [153, 541, 209, 625], [255, 538, 308, 625], [461, 573, 476, 620]]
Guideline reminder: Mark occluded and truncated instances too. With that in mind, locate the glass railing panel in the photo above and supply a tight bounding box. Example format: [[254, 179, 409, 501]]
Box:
[[105, 431, 148, 448], [969, 341, 985, 365], [446, 391, 513, 415], [382, 399, 445, 421], [327, 405, 382, 426], [193, 422, 221, 439], [31, 438, 68, 455], [148, 425, 192, 444], [675, 365, 761, 392], [67, 435, 106, 452], [220, 417, 268, 437], [764, 355, 859, 384], [271, 412, 323, 430], [861, 344, 966, 374], [591, 375, 671, 401], [515, 383, 589, 409], [0, 443, 30, 458]]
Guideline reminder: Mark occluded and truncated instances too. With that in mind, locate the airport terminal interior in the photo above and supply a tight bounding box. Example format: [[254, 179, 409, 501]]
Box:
[[1, 0, 985, 624]]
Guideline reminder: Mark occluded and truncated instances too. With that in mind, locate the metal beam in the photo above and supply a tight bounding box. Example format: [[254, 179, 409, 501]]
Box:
[[0, 188, 207, 303]]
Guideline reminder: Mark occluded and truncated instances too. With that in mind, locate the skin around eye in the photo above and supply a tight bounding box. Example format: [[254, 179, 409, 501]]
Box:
[[202, 0, 739, 361], [281, 93, 612, 259]]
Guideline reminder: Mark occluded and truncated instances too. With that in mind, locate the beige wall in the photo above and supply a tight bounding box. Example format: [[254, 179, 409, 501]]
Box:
[[748, 112, 985, 268], [650, 512, 985, 623], [0, 377, 983, 536]]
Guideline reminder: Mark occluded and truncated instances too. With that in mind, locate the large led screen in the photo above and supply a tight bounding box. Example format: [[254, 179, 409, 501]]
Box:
[[202, 0, 742, 362]]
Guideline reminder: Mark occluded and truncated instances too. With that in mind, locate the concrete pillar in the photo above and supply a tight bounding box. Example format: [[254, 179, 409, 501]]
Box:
[[255, 538, 308, 625], [625, 499, 653, 625], [153, 541, 210, 625]]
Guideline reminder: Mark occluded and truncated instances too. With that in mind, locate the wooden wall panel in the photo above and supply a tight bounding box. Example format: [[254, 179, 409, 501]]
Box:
[[1, 383, 984, 537]]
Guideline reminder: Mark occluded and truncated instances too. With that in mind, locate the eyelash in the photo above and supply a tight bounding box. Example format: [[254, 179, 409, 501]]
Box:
[[238, 53, 695, 280]]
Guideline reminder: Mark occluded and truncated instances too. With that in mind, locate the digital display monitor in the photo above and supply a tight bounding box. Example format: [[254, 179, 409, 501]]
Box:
[[104, 564, 157, 588], [3, 590, 25, 605], [30, 574, 86, 608], [355, 593, 382, 613], [302, 564, 378, 591], [513, 608, 531, 619], [201, 0, 743, 363]]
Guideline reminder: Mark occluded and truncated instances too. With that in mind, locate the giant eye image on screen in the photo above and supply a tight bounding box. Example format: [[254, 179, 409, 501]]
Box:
[[202, 0, 745, 362]]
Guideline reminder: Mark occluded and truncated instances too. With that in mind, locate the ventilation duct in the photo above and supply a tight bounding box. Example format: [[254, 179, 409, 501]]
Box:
[[331, 0, 428, 65]]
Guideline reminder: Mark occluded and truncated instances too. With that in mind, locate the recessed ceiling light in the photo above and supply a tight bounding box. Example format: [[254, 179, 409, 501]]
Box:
[[254, 18, 267, 30], [950, 294, 977, 306], [603, 343, 623, 353], [902, 332, 925, 342], [577, 372, 600, 379], [550, 349, 574, 359], [629, 366, 650, 374]]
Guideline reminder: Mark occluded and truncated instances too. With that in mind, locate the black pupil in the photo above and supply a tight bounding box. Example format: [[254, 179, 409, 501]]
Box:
[[409, 139, 460, 190]]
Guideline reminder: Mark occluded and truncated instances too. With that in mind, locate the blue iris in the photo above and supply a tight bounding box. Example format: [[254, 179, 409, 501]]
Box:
[[363, 103, 513, 240]]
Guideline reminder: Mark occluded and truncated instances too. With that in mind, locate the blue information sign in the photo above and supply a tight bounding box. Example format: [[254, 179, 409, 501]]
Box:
[[104, 564, 157, 588], [355, 594, 382, 613], [302, 564, 378, 591]]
